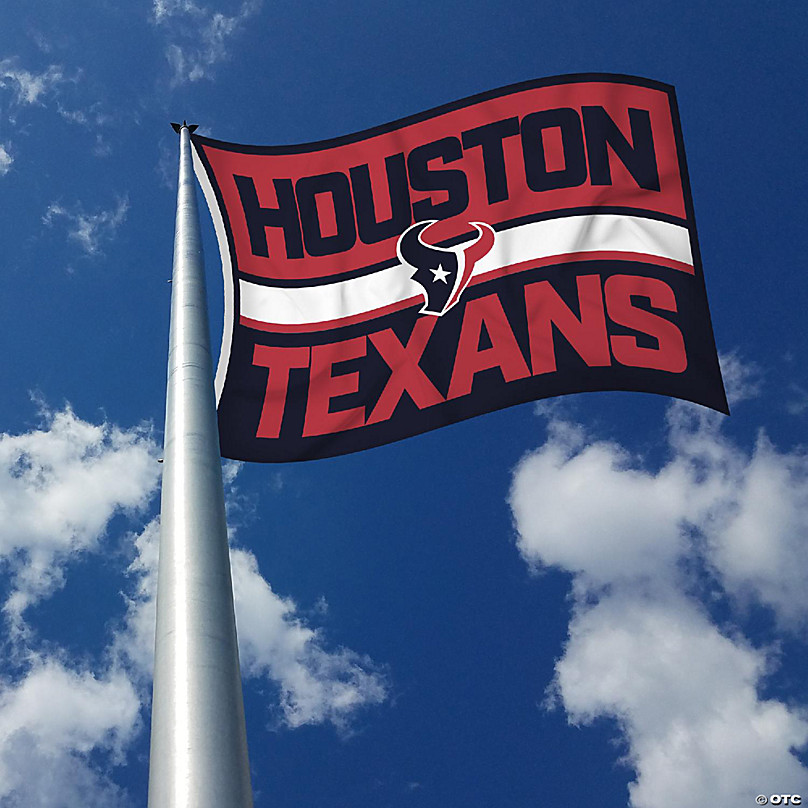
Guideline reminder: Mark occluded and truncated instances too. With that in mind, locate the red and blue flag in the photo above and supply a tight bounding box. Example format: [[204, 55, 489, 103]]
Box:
[[192, 74, 727, 462]]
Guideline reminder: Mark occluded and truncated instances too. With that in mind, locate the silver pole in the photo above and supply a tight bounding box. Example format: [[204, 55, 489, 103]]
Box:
[[148, 123, 253, 808]]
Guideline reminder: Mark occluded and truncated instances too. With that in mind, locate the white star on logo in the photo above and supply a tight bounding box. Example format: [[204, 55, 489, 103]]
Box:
[[430, 266, 450, 283]]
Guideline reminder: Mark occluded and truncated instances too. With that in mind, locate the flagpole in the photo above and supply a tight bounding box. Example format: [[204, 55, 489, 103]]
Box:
[[148, 122, 253, 808]]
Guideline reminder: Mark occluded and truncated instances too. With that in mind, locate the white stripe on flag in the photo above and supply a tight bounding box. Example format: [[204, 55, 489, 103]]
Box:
[[239, 214, 693, 328]]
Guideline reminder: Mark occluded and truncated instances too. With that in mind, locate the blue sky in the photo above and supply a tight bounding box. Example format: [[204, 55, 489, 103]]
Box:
[[1, 2, 807, 807]]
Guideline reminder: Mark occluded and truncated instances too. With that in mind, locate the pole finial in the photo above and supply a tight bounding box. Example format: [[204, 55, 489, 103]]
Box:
[[170, 121, 199, 134]]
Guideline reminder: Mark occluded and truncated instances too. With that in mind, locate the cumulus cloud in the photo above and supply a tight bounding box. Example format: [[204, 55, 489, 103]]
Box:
[[0, 404, 386, 806], [0, 407, 159, 806], [231, 548, 387, 729], [553, 591, 808, 808], [0, 660, 141, 808], [702, 432, 808, 625], [0, 409, 385, 738], [43, 196, 129, 256], [113, 519, 161, 678], [665, 399, 808, 627], [0, 405, 160, 628], [509, 378, 808, 807], [115, 517, 387, 730], [510, 418, 692, 588], [151, 0, 262, 85]]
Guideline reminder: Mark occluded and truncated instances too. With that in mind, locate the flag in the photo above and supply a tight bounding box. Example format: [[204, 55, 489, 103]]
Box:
[[191, 74, 727, 462]]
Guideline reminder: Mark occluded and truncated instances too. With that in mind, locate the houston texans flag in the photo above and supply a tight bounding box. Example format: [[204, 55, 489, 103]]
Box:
[[191, 74, 727, 462]]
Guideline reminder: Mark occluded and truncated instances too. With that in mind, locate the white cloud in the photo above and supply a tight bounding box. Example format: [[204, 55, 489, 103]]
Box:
[[718, 351, 761, 404], [0, 659, 141, 808], [0, 57, 111, 166], [0, 406, 160, 805], [786, 383, 808, 416], [231, 548, 388, 729], [116, 518, 387, 730], [510, 419, 692, 588], [513, 397, 808, 625], [553, 591, 808, 808], [153, 0, 205, 21], [662, 398, 808, 628], [0, 57, 111, 132], [703, 433, 808, 626], [0, 661, 140, 761], [151, 0, 262, 85], [43, 196, 129, 256], [0, 143, 11, 176], [55, 100, 113, 131], [0, 58, 67, 106], [509, 379, 808, 807], [0, 405, 160, 627], [0, 405, 386, 806], [113, 520, 161, 678], [0, 58, 70, 167]]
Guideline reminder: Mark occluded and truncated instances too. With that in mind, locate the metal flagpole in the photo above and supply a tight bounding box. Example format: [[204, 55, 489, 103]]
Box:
[[148, 122, 253, 808]]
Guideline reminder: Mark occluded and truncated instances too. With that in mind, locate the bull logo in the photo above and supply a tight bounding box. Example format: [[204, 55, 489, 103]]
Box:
[[397, 220, 496, 316]]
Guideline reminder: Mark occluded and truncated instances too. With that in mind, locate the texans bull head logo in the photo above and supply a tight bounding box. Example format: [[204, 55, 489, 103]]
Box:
[[397, 220, 496, 316]]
